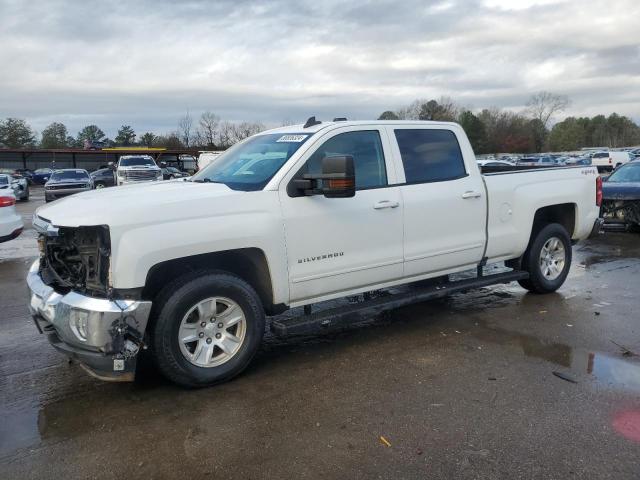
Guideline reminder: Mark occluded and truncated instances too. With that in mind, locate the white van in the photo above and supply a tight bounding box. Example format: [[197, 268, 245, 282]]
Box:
[[590, 151, 632, 170], [197, 151, 224, 171]]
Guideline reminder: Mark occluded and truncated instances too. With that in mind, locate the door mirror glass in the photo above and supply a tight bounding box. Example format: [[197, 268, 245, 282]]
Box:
[[293, 155, 356, 198], [320, 155, 355, 198]]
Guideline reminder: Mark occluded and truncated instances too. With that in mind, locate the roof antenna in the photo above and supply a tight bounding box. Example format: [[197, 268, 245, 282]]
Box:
[[303, 116, 322, 128]]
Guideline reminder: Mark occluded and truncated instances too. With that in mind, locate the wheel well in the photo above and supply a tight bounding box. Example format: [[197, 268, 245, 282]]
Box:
[[142, 248, 275, 313], [532, 203, 576, 238]]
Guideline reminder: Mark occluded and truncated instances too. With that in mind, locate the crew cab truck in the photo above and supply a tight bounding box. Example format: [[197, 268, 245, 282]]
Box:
[[115, 154, 163, 186], [28, 119, 602, 387]]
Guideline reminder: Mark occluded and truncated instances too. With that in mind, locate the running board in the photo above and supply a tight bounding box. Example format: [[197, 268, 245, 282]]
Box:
[[270, 270, 529, 337]]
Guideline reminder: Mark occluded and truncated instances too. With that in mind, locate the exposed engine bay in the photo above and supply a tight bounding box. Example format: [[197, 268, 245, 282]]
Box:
[[601, 199, 640, 227], [39, 225, 111, 296]]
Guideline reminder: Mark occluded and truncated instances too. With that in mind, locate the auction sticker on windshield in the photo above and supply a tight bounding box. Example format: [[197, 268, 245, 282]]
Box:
[[276, 135, 309, 143]]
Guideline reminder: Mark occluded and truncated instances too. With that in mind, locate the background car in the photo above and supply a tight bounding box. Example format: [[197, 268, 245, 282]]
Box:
[[601, 162, 640, 230], [517, 155, 559, 166], [476, 159, 515, 167], [32, 168, 53, 185], [0, 173, 29, 201], [565, 156, 592, 166], [0, 192, 23, 243], [83, 139, 106, 150], [13, 169, 33, 184], [162, 166, 189, 180], [44, 169, 93, 203], [90, 168, 116, 189]]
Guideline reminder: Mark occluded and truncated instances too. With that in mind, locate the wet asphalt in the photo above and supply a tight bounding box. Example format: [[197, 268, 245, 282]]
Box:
[[1, 189, 640, 479]]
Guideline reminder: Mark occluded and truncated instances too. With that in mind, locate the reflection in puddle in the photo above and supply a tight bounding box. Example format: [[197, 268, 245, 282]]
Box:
[[469, 321, 640, 392]]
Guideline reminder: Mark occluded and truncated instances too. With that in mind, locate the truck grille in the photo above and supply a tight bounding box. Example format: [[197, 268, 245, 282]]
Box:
[[124, 170, 157, 180]]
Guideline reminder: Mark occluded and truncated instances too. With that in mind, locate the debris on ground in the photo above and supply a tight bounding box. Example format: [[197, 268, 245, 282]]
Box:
[[610, 340, 638, 357], [379, 436, 392, 447], [552, 371, 578, 383]]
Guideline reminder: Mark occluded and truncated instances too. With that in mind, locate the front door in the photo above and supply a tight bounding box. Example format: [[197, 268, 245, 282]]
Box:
[[279, 127, 404, 305]]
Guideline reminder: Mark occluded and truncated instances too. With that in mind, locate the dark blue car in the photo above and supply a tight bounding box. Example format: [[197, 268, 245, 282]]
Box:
[[32, 168, 54, 185], [601, 162, 640, 230]]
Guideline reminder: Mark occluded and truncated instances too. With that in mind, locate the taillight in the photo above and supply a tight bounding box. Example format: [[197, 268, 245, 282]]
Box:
[[596, 176, 603, 207], [609, 158, 612, 164], [0, 196, 15, 207]]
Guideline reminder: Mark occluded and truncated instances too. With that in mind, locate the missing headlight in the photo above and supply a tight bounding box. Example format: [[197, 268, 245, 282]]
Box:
[[40, 225, 111, 297]]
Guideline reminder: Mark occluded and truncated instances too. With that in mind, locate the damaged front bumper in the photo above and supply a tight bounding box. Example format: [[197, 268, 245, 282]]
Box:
[[27, 259, 152, 381]]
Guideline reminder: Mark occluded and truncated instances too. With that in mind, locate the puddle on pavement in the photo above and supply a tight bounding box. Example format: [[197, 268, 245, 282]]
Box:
[[468, 320, 640, 393]]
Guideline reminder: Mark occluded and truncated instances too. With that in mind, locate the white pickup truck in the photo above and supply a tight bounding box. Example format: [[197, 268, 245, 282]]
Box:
[[115, 154, 163, 186], [28, 119, 602, 387]]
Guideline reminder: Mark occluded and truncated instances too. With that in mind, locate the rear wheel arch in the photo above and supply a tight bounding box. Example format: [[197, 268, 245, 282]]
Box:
[[142, 248, 277, 314], [506, 203, 576, 270]]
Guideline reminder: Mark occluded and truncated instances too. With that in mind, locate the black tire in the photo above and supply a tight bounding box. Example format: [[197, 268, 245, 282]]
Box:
[[149, 271, 265, 388], [517, 223, 572, 294], [95, 182, 106, 189]]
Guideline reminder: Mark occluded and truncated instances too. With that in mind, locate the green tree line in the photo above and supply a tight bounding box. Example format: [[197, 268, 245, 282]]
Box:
[[0, 112, 265, 150], [378, 93, 640, 153]]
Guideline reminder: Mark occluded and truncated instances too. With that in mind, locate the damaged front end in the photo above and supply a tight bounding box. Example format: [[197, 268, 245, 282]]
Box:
[[28, 217, 152, 381], [601, 199, 640, 228]]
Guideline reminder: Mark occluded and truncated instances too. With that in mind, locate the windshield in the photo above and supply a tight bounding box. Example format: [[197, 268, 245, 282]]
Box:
[[119, 157, 157, 167], [0, 176, 8, 185], [608, 164, 640, 183], [192, 133, 311, 191], [35, 168, 52, 174], [167, 167, 181, 173], [50, 170, 89, 181]]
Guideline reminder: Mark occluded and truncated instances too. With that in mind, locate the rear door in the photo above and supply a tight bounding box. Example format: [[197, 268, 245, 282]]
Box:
[[279, 126, 404, 304], [388, 126, 487, 277]]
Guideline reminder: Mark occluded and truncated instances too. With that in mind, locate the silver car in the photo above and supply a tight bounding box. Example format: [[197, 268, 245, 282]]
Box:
[[44, 169, 93, 203], [0, 173, 29, 201]]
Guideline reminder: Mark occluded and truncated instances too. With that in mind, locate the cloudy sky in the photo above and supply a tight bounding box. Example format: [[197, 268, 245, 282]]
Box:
[[0, 0, 639, 137]]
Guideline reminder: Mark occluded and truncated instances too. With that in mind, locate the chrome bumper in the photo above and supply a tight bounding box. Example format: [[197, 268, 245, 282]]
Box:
[[27, 259, 152, 381]]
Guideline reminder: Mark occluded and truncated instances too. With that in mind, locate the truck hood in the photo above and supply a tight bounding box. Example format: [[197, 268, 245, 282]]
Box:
[[36, 181, 242, 228], [602, 182, 640, 201]]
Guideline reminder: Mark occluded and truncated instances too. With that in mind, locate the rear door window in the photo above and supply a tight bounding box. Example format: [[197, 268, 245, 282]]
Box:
[[394, 129, 466, 183]]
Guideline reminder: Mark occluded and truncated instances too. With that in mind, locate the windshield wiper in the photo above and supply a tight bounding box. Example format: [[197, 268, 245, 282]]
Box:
[[192, 178, 224, 184]]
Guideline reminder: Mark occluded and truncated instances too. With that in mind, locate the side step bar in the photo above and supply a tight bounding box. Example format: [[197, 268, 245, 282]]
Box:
[[270, 270, 529, 337]]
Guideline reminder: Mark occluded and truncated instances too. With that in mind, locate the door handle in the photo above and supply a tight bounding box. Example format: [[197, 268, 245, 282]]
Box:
[[373, 200, 399, 209], [461, 191, 482, 199]]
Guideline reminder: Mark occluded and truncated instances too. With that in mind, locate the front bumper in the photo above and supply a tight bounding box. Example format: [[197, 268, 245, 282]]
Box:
[[44, 187, 92, 200], [27, 259, 152, 381], [117, 178, 162, 186]]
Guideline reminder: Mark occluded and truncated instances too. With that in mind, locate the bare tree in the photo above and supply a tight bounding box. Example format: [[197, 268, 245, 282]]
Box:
[[198, 111, 220, 148], [232, 121, 265, 143], [526, 91, 570, 128], [178, 111, 193, 147], [216, 121, 235, 149]]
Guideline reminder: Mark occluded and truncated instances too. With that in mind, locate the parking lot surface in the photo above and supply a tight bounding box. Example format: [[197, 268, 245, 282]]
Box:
[[1, 190, 639, 479]]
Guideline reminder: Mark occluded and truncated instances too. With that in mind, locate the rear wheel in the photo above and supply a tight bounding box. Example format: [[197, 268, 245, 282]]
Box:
[[95, 182, 106, 189], [517, 223, 572, 294], [150, 271, 265, 387]]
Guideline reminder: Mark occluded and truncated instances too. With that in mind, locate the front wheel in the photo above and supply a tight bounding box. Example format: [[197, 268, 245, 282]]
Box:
[[150, 271, 265, 387], [517, 223, 572, 294]]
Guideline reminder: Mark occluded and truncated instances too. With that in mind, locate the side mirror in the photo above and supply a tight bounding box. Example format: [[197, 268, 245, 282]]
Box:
[[319, 155, 355, 198], [293, 155, 356, 198]]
